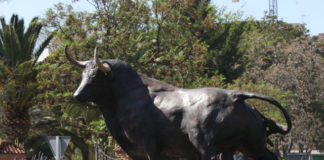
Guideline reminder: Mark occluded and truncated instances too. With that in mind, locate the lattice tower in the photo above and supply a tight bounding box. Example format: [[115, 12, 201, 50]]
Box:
[[269, 0, 278, 20]]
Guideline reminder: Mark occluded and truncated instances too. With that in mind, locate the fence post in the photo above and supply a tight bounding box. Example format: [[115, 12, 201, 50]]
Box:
[[95, 144, 98, 160], [94, 144, 117, 160]]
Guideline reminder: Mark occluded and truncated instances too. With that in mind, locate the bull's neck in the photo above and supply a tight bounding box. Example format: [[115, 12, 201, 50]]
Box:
[[111, 75, 153, 115], [113, 81, 148, 100], [111, 72, 148, 99]]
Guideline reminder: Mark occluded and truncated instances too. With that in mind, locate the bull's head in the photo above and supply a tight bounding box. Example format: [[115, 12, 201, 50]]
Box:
[[65, 46, 112, 103]]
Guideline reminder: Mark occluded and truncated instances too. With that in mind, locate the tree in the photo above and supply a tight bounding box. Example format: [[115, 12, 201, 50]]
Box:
[[147, 0, 253, 83], [0, 14, 53, 143], [242, 21, 324, 158], [0, 106, 4, 139]]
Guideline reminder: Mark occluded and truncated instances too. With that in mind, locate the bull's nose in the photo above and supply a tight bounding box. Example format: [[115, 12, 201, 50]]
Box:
[[73, 92, 78, 99], [73, 92, 85, 102]]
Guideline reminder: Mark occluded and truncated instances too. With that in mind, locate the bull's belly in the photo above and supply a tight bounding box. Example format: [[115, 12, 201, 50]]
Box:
[[161, 143, 200, 159], [126, 140, 200, 160], [180, 113, 267, 155], [127, 148, 200, 160], [201, 123, 267, 154]]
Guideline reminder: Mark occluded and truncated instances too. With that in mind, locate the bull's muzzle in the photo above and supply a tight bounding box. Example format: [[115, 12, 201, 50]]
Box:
[[73, 80, 89, 102]]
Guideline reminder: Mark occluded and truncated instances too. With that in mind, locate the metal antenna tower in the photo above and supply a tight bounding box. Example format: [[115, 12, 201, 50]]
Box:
[[269, 0, 278, 21], [231, 0, 278, 21]]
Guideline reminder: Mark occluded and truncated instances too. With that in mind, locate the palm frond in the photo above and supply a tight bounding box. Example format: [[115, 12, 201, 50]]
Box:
[[16, 19, 25, 44], [0, 17, 24, 67], [0, 18, 5, 58], [0, 61, 12, 86], [0, 15, 50, 67], [0, 17, 6, 28], [10, 14, 25, 42], [0, 37, 4, 58], [22, 18, 42, 62]]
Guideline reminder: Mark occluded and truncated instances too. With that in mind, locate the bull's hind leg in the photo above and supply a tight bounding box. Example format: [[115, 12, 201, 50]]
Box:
[[202, 151, 217, 160], [200, 148, 220, 160], [131, 157, 148, 160], [221, 152, 234, 160]]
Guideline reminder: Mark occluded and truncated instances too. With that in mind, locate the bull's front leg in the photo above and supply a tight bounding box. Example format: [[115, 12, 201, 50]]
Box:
[[146, 153, 161, 160], [143, 139, 161, 160], [221, 152, 234, 160]]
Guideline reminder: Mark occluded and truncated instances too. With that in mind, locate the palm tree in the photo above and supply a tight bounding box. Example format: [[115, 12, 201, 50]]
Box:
[[0, 14, 53, 143]]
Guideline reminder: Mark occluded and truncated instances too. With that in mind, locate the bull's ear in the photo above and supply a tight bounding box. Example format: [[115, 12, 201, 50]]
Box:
[[103, 63, 110, 69], [102, 62, 113, 78]]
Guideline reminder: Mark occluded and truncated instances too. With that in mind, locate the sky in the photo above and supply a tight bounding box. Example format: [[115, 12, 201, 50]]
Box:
[[212, 0, 324, 36], [0, 0, 323, 36]]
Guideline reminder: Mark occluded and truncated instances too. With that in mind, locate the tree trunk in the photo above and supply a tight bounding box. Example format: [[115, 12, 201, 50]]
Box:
[[4, 106, 31, 143], [81, 143, 89, 160]]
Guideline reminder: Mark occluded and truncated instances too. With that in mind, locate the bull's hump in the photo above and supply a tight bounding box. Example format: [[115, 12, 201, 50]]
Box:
[[154, 88, 229, 109], [183, 88, 234, 107], [177, 89, 211, 106]]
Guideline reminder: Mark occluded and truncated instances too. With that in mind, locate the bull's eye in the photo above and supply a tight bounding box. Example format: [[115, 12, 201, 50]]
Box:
[[90, 75, 96, 79]]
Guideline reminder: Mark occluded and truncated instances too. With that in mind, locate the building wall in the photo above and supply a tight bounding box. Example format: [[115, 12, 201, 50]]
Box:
[[317, 33, 324, 41], [114, 147, 132, 160]]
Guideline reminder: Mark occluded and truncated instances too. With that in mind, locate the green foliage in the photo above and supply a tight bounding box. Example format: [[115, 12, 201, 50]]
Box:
[[242, 20, 309, 75], [89, 120, 117, 151], [205, 20, 253, 82], [0, 61, 37, 111], [42, 0, 253, 87], [241, 18, 323, 157]]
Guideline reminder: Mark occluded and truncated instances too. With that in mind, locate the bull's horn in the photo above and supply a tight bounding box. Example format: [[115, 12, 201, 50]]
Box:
[[94, 47, 111, 73], [65, 46, 88, 67]]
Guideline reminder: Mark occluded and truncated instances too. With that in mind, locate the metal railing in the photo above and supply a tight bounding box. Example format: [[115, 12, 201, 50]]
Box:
[[95, 144, 117, 160], [287, 153, 310, 160]]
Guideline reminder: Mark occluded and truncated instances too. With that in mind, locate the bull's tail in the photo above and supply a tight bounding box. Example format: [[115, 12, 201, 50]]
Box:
[[230, 91, 292, 135]]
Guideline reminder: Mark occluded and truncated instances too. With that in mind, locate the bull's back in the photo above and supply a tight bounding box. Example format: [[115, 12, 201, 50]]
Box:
[[153, 87, 267, 152]]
